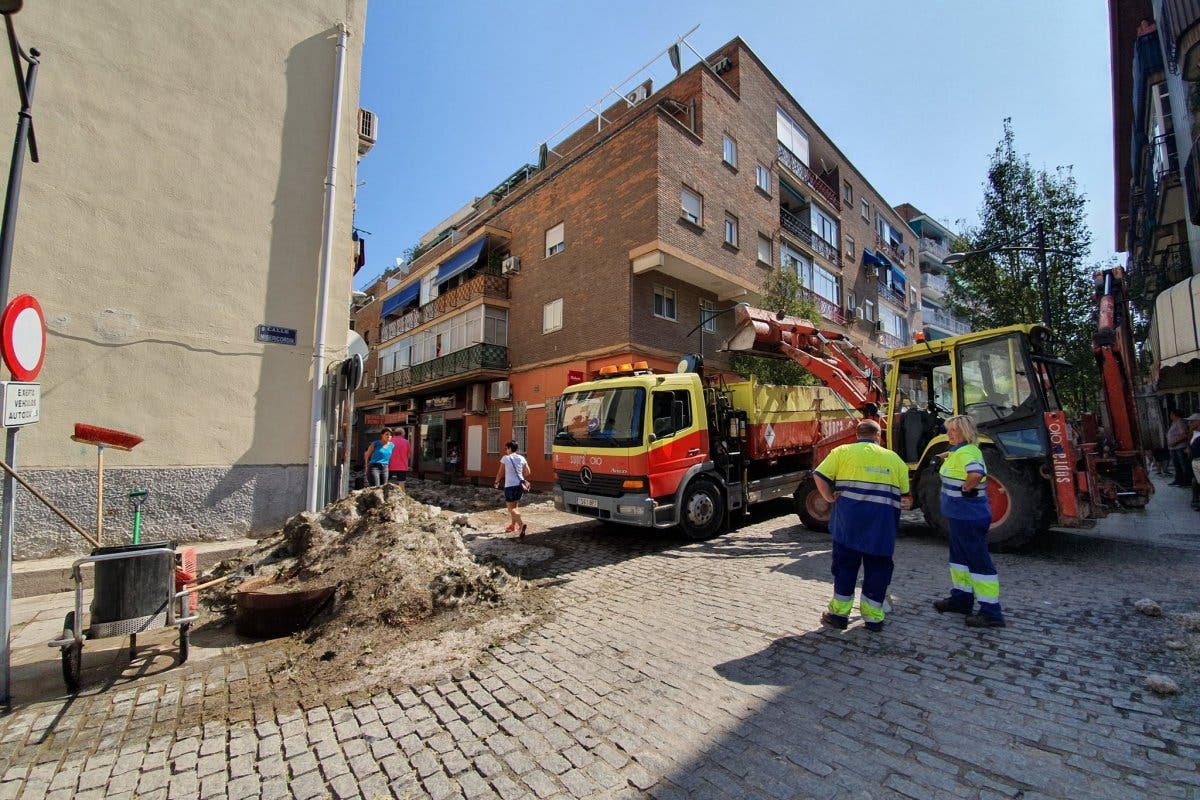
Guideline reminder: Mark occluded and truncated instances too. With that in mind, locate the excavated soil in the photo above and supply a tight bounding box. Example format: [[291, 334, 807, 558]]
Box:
[[202, 483, 552, 695]]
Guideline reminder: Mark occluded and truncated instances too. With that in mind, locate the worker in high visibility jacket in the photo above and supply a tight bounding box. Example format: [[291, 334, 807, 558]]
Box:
[[813, 418, 909, 632], [932, 414, 1006, 628]]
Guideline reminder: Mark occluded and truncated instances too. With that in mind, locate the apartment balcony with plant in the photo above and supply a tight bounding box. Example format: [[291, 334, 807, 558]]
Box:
[[375, 305, 510, 395], [380, 272, 509, 343]]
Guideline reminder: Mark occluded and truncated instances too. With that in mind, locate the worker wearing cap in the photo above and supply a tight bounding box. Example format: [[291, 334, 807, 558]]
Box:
[[933, 414, 1005, 628], [813, 419, 909, 632]]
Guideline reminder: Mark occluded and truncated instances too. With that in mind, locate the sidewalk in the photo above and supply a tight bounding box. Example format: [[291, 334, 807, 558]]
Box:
[[1078, 470, 1199, 549]]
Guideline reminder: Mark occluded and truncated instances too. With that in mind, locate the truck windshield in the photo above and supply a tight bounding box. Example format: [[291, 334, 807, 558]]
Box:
[[555, 387, 646, 448]]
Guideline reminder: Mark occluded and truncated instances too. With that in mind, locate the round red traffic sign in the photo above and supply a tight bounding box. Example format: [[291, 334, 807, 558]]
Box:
[[1, 294, 46, 382]]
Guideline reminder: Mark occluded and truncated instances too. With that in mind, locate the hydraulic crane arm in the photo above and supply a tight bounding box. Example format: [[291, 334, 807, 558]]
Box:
[[1092, 267, 1142, 453], [723, 304, 887, 410]]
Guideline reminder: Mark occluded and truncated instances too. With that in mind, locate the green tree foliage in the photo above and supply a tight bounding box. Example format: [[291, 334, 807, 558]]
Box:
[[729, 266, 821, 386], [946, 119, 1099, 414]]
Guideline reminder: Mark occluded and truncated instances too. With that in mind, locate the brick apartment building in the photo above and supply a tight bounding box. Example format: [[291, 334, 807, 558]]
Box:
[[894, 203, 972, 341], [353, 37, 923, 486]]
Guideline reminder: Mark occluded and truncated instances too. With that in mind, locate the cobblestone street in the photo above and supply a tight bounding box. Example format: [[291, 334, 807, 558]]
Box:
[[0, 477, 1197, 799]]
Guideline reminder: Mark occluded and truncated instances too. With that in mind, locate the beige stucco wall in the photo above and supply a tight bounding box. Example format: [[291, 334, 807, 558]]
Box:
[[0, 0, 365, 470]]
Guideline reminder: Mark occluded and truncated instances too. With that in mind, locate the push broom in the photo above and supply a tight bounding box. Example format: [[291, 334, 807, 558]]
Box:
[[71, 423, 143, 546]]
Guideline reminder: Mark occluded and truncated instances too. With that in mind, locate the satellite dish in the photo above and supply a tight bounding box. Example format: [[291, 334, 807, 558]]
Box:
[[347, 329, 369, 361]]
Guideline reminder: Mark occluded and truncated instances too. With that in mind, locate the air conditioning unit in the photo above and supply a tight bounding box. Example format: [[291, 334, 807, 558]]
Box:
[[468, 384, 486, 414], [625, 85, 648, 105], [491, 380, 512, 401], [501, 255, 521, 275], [712, 56, 733, 75], [357, 108, 377, 156], [855, 306, 866, 321]]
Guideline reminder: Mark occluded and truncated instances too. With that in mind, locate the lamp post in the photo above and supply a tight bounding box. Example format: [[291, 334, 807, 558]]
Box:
[[942, 219, 1073, 349]]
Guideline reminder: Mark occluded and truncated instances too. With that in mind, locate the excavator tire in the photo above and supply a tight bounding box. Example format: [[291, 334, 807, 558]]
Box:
[[919, 450, 1045, 552], [794, 476, 831, 533]]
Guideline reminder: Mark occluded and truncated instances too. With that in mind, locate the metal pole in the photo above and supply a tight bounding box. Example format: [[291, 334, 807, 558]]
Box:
[[0, 29, 38, 712], [1036, 220, 1052, 334]]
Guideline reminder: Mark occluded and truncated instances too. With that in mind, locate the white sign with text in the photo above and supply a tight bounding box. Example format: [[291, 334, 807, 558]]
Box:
[[0, 382, 40, 427]]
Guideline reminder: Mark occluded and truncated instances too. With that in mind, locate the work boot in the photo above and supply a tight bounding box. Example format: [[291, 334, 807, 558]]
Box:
[[964, 613, 1006, 628], [820, 612, 848, 630], [933, 597, 972, 615], [864, 620, 884, 633]]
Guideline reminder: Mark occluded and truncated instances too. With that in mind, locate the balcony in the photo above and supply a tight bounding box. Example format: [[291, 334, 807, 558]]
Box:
[[923, 306, 971, 336], [1162, 0, 1200, 77], [878, 283, 906, 308], [777, 142, 841, 212], [874, 235, 906, 266], [376, 343, 508, 394], [920, 271, 949, 297], [801, 287, 846, 325], [918, 237, 950, 263], [380, 272, 509, 343], [779, 207, 841, 267], [877, 332, 906, 350], [1130, 243, 1193, 314]]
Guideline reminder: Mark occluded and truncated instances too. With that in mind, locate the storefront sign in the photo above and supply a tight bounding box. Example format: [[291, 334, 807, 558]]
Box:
[[567, 369, 585, 386], [425, 394, 456, 410], [365, 412, 414, 426]]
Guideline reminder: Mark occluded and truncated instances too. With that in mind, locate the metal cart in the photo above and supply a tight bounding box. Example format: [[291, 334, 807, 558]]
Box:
[[47, 542, 198, 692]]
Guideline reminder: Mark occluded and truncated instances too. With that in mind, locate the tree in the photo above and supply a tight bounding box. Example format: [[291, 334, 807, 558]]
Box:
[[729, 265, 821, 386], [945, 119, 1099, 414]]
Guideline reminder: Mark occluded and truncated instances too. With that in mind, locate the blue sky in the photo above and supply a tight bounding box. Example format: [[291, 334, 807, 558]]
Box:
[[353, 0, 1116, 290]]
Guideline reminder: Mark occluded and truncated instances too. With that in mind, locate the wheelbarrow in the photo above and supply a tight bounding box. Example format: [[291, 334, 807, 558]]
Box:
[[47, 541, 198, 693]]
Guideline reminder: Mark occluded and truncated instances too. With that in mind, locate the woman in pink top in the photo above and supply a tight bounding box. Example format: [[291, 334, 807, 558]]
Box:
[[388, 429, 411, 490]]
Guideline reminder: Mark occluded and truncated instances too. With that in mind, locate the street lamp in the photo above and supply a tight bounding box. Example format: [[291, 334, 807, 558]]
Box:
[[942, 220, 1074, 346], [687, 301, 748, 358]]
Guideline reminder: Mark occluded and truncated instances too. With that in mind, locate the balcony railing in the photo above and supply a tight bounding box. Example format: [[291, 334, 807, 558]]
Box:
[[779, 207, 841, 267], [877, 332, 905, 350], [777, 142, 841, 212], [380, 273, 509, 343], [918, 237, 950, 262], [801, 287, 846, 325], [920, 271, 949, 296], [923, 306, 971, 335], [878, 283, 906, 308], [874, 235, 906, 265], [376, 343, 508, 393]]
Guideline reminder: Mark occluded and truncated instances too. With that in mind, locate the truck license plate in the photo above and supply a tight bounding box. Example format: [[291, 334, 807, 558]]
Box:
[[576, 497, 599, 508]]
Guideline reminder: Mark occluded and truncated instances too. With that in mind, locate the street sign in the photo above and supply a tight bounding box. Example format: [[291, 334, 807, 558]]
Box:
[[256, 324, 297, 346], [0, 295, 45, 382], [567, 369, 585, 385], [0, 382, 38, 427]]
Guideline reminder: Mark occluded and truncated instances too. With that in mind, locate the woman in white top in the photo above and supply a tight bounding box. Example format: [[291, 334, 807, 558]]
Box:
[[494, 440, 531, 537]]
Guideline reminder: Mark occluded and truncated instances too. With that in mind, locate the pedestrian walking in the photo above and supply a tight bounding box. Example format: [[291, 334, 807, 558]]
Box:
[[364, 428, 394, 487], [1167, 409, 1192, 487], [388, 428, 411, 491], [932, 414, 1005, 628], [813, 419, 909, 632], [494, 440, 531, 537], [1188, 413, 1200, 511]]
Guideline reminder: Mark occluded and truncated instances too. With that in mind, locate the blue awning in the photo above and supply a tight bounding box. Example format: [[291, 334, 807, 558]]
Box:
[[381, 282, 419, 318], [891, 266, 907, 288], [435, 237, 486, 283], [862, 249, 883, 269]]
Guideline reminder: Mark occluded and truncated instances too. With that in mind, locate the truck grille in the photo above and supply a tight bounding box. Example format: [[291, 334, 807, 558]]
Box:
[[555, 470, 626, 497]]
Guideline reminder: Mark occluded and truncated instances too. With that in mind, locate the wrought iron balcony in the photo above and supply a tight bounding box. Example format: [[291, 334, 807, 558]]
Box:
[[776, 142, 841, 212], [877, 331, 906, 350], [376, 343, 508, 394], [874, 234, 906, 266], [801, 287, 846, 325], [918, 237, 950, 262], [380, 273, 509, 343], [878, 283, 906, 308], [779, 207, 841, 267]]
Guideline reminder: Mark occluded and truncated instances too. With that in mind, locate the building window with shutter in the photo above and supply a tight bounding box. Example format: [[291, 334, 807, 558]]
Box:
[[722, 134, 738, 168], [724, 213, 738, 248], [512, 401, 528, 455], [758, 234, 772, 265], [545, 222, 565, 257], [681, 186, 703, 225], [654, 285, 677, 321], [487, 403, 500, 454], [543, 298, 563, 333]]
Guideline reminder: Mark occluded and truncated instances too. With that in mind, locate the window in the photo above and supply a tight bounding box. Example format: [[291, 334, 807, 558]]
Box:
[[860, 198, 870, 221], [722, 135, 737, 168], [724, 213, 738, 247], [863, 299, 876, 322], [654, 285, 677, 320], [487, 404, 500, 454], [876, 212, 887, 240], [681, 187, 702, 225], [811, 206, 838, 247], [545, 222, 564, 257], [420, 271, 439, 306], [544, 397, 558, 458], [543, 298, 563, 333], [847, 292, 857, 312], [781, 243, 813, 289], [512, 401, 528, 456], [910, 286, 919, 305], [757, 234, 772, 265], [755, 164, 770, 193], [651, 390, 694, 439], [880, 306, 908, 341], [776, 107, 809, 165], [842, 180, 853, 204], [845, 234, 855, 260], [700, 299, 717, 333], [813, 264, 838, 305]]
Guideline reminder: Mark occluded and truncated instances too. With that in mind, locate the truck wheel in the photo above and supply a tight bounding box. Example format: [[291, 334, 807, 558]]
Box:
[[61, 612, 81, 694], [918, 466, 949, 539], [920, 452, 1044, 552], [679, 479, 723, 540], [794, 477, 830, 533]]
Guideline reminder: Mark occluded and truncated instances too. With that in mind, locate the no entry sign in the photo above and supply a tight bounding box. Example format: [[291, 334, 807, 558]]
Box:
[[1, 295, 45, 382]]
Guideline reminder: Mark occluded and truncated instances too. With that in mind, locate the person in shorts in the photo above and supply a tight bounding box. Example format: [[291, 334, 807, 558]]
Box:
[[494, 440, 531, 538]]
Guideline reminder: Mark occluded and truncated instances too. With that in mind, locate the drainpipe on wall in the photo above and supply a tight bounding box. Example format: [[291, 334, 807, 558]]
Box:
[[307, 22, 349, 512]]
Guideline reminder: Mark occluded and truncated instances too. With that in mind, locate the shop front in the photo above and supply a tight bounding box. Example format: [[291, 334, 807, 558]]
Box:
[[418, 392, 464, 480]]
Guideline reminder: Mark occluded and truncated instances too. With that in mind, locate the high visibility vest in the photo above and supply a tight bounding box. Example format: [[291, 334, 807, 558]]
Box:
[[939, 443, 990, 521], [815, 440, 909, 556]]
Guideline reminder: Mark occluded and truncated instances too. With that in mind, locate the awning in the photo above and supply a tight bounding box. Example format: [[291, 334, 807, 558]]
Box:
[[891, 265, 907, 288], [435, 237, 486, 283], [861, 249, 884, 269], [381, 282, 419, 318], [1152, 274, 1200, 390]]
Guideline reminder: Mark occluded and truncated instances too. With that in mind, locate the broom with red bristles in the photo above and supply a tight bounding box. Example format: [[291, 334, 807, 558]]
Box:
[[71, 423, 144, 546]]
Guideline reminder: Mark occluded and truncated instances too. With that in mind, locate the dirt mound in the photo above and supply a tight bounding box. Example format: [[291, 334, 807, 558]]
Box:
[[207, 484, 541, 692]]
